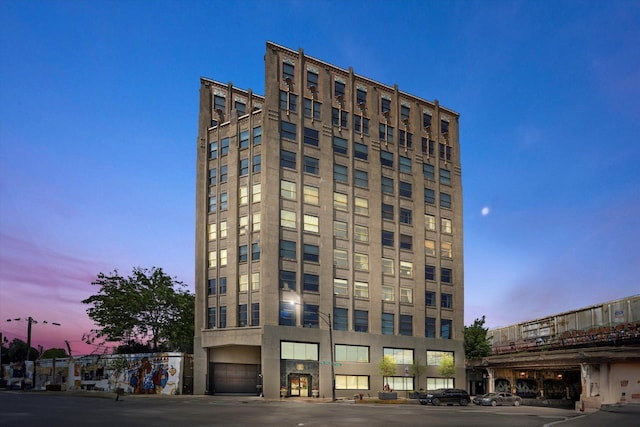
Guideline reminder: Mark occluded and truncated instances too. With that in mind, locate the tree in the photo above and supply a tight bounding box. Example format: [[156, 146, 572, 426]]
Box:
[[109, 355, 130, 401], [82, 267, 194, 352], [438, 353, 456, 378], [3, 339, 38, 363], [409, 358, 426, 391], [41, 348, 67, 359], [464, 316, 492, 360], [378, 355, 396, 388]]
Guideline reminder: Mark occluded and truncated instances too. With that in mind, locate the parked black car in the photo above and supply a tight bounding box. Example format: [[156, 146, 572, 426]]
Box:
[[419, 388, 471, 406]]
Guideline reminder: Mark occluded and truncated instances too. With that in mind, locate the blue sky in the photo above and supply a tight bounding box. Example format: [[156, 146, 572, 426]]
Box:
[[1, 0, 638, 354]]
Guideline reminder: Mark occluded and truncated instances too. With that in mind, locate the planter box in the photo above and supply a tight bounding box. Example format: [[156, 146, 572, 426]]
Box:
[[378, 392, 398, 400]]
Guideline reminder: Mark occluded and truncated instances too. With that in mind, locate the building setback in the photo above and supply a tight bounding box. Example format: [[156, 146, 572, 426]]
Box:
[[194, 42, 464, 399]]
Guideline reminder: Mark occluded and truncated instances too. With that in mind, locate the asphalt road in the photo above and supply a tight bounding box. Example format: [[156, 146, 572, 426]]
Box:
[[1, 391, 638, 427]]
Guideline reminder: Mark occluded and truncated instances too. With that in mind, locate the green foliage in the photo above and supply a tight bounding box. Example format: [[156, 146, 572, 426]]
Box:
[[464, 316, 492, 360], [2, 339, 39, 363], [41, 348, 67, 359], [82, 267, 194, 352], [378, 355, 396, 385], [409, 358, 426, 390], [438, 353, 455, 378]]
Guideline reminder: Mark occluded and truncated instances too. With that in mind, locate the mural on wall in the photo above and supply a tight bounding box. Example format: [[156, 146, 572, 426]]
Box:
[[495, 378, 511, 393], [515, 379, 538, 398]]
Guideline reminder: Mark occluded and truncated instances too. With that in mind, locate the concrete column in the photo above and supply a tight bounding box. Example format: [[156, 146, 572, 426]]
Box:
[[486, 368, 495, 393]]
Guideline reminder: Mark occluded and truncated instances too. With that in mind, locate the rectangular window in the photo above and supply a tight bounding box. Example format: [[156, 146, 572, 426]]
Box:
[[423, 163, 435, 180], [441, 293, 453, 309], [425, 214, 436, 231], [423, 112, 432, 129], [220, 165, 228, 183], [209, 168, 217, 186], [280, 240, 296, 260], [303, 156, 319, 174], [219, 248, 227, 266], [441, 119, 449, 135], [303, 303, 319, 328], [334, 163, 348, 183], [400, 287, 413, 304], [382, 286, 394, 302], [239, 130, 249, 149], [252, 243, 260, 261], [381, 312, 394, 335], [399, 315, 413, 336], [281, 150, 296, 169], [238, 304, 247, 327], [336, 375, 369, 390], [354, 116, 369, 135], [425, 239, 436, 256], [354, 224, 369, 242], [207, 307, 216, 329], [399, 181, 412, 198], [334, 220, 348, 239], [304, 127, 319, 146], [440, 192, 452, 209], [303, 273, 319, 292], [334, 278, 348, 296], [208, 223, 216, 241], [354, 169, 368, 188], [439, 143, 452, 161], [400, 234, 413, 251], [425, 291, 436, 306], [381, 177, 395, 196], [441, 241, 453, 258], [279, 90, 298, 112], [333, 136, 348, 155], [252, 212, 260, 231], [424, 188, 436, 205], [333, 249, 348, 269], [441, 319, 452, 339], [440, 168, 451, 185], [304, 214, 319, 233], [208, 278, 216, 295], [219, 306, 227, 328], [333, 192, 348, 211], [356, 88, 367, 105], [279, 301, 296, 326], [422, 137, 435, 156], [282, 62, 295, 81], [354, 310, 368, 332], [441, 218, 452, 234], [425, 265, 436, 281], [281, 180, 296, 200], [335, 345, 369, 363], [332, 108, 348, 128], [382, 230, 394, 247], [240, 158, 249, 176], [400, 208, 412, 224], [333, 307, 348, 331], [252, 154, 261, 173], [303, 185, 319, 205], [399, 260, 413, 278], [354, 197, 369, 216], [220, 137, 229, 156], [280, 269, 296, 291], [382, 203, 394, 221], [441, 267, 452, 283], [281, 120, 297, 140], [354, 280, 369, 298], [280, 209, 296, 229], [281, 342, 319, 361], [307, 70, 318, 88], [354, 142, 368, 160], [239, 245, 248, 263], [399, 156, 412, 173], [380, 150, 394, 167], [252, 184, 261, 203], [383, 348, 414, 365], [208, 195, 217, 213], [304, 98, 321, 120], [219, 221, 227, 238], [236, 101, 246, 116], [354, 253, 369, 271], [253, 126, 262, 145], [219, 277, 227, 293], [381, 97, 391, 114], [427, 351, 454, 366], [401, 104, 410, 121], [251, 303, 260, 326], [382, 258, 394, 275], [334, 80, 345, 98], [425, 317, 436, 338], [399, 130, 413, 149], [303, 244, 319, 262]]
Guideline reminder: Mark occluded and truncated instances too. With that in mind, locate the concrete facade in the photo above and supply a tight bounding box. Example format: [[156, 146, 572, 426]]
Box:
[[194, 42, 464, 398]]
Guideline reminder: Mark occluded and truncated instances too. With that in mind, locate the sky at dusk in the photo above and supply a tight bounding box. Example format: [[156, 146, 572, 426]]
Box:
[[1, 0, 638, 356]]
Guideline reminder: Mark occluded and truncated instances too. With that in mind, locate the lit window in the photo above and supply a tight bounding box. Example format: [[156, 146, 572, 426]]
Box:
[[239, 216, 248, 234], [400, 287, 413, 304], [334, 249, 348, 268], [335, 344, 369, 363], [280, 180, 297, 200], [304, 185, 319, 205], [252, 212, 260, 232], [252, 184, 261, 203], [382, 286, 394, 302], [304, 214, 319, 233], [252, 272, 260, 290], [441, 218, 452, 234], [399, 261, 413, 278], [239, 186, 248, 205], [333, 192, 348, 211], [354, 197, 369, 216], [208, 223, 216, 241], [208, 251, 217, 268], [427, 351, 454, 366], [382, 258, 394, 275], [425, 240, 436, 256], [239, 274, 248, 292], [354, 253, 369, 271], [334, 220, 348, 239], [219, 221, 227, 238], [280, 210, 296, 229], [219, 249, 227, 266], [425, 214, 436, 231], [354, 281, 369, 298], [354, 224, 368, 242], [334, 278, 348, 295]]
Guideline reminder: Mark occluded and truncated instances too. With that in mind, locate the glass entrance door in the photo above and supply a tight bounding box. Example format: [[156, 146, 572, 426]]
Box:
[[288, 374, 310, 397]]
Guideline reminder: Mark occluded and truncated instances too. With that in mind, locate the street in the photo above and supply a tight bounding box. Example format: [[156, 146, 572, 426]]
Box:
[[1, 391, 638, 427]]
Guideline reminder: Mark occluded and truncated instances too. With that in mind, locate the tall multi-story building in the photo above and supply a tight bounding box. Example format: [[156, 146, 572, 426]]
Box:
[[194, 42, 464, 399]]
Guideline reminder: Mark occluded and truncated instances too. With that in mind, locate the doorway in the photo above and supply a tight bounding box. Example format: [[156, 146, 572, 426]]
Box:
[[288, 374, 311, 397]]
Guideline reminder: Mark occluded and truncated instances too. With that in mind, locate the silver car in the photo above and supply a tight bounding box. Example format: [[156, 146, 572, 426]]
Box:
[[473, 392, 522, 406]]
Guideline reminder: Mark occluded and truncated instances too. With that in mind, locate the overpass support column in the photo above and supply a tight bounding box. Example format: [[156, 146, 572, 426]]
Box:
[[486, 368, 495, 393]]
